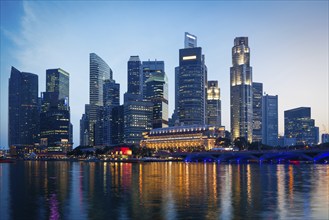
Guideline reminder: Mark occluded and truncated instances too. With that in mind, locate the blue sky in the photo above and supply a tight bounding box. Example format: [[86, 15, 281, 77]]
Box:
[[1, 1, 328, 148]]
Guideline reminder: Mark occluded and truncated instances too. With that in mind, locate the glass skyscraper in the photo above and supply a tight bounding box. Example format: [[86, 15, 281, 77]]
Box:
[[87, 53, 112, 146], [284, 107, 319, 146], [40, 68, 72, 152], [141, 60, 165, 99], [8, 67, 39, 148], [262, 94, 278, 146], [252, 82, 263, 143], [230, 37, 253, 142], [126, 56, 141, 101], [145, 71, 169, 128], [176, 33, 207, 126], [206, 81, 221, 127]]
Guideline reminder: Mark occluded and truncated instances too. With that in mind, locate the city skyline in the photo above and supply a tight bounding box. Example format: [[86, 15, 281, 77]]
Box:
[[1, 1, 328, 148]]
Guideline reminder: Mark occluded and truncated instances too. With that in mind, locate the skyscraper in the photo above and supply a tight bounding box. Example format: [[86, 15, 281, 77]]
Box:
[[230, 37, 253, 142], [141, 60, 165, 99], [206, 80, 221, 126], [252, 82, 263, 143], [8, 67, 39, 149], [126, 56, 141, 101], [262, 94, 278, 146], [176, 33, 207, 126], [284, 107, 318, 146], [87, 53, 111, 146], [145, 71, 169, 128], [40, 68, 72, 152]]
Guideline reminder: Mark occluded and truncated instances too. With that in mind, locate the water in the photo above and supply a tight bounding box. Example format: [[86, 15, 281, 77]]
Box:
[[0, 161, 328, 220]]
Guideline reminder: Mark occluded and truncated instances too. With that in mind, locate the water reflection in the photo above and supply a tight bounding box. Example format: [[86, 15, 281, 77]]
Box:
[[0, 162, 328, 219]]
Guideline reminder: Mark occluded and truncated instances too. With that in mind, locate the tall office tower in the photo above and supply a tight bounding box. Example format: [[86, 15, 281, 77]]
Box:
[[206, 80, 221, 126], [111, 105, 124, 144], [141, 60, 165, 99], [100, 79, 120, 146], [125, 56, 142, 102], [252, 82, 263, 143], [40, 68, 72, 152], [124, 100, 153, 145], [284, 107, 319, 146], [262, 94, 278, 146], [145, 72, 169, 128], [230, 37, 253, 142], [88, 53, 111, 145], [176, 33, 207, 126], [80, 111, 89, 146], [8, 67, 39, 149], [184, 32, 197, 48]]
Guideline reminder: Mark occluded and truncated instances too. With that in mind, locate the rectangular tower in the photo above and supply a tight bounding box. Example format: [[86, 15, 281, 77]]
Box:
[[262, 94, 278, 146], [252, 82, 263, 143], [177, 33, 207, 126], [206, 80, 221, 126]]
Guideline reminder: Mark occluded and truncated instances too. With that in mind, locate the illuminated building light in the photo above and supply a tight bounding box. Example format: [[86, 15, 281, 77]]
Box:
[[182, 55, 197, 60]]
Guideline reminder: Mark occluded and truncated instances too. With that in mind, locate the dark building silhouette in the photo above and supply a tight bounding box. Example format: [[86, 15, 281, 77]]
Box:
[[8, 67, 39, 149], [127, 56, 141, 100], [111, 105, 124, 144]]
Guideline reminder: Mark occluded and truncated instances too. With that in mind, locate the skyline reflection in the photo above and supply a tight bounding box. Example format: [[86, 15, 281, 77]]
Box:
[[0, 162, 328, 219]]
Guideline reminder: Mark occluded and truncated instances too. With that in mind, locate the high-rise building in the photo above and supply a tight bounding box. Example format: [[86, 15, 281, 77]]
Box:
[[206, 80, 221, 126], [87, 53, 111, 146], [80, 107, 89, 146], [124, 100, 153, 145], [176, 33, 207, 126], [111, 105, 124, 145], [141, 60, 165, 99], [8, 67, 39, 149], [284, 107, 319, 146], [252, 82, 263, 143], [97, 79, 120, 146], [230, 37, 253, 142], [262, 94, 278, 146], [126, 56, 141, 101], [145, 71, 169, 128], [40, 68, 72, 152]]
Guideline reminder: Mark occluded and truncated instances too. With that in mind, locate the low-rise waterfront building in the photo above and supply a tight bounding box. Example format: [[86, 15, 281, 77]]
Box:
[[140, 125, 225, 151]]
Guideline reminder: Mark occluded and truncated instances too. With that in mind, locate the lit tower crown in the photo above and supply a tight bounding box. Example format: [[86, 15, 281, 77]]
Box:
[[230, 37, 253, 142]]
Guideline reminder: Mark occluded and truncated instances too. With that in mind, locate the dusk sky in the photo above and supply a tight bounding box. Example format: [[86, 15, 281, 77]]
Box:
[[1, 1, 328, 148]]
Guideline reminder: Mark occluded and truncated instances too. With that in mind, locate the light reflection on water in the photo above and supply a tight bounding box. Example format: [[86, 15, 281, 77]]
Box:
[[0, 162, 328, 219]]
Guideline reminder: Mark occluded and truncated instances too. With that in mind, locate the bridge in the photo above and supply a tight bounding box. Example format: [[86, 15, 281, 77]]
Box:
[[170, 149, 329, 163]]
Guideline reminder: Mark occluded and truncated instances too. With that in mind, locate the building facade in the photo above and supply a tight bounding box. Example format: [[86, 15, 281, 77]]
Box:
[[230, 37, 253, 142], [8, 67, 39, 149], [262, 94, 278, 146], [141, 125, 225, 151], [124, 100, 153, 145], [127, 56, 142, 100], [284, 107, 319, 146], [40, 68, 72, 152], [84, 53, 112, 146], [252, 82, 263, 143], [141, 60, 165, 99], [176, 33, 207, 126], [206, 80, 221, 127], [145, 72, 169, 129]]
